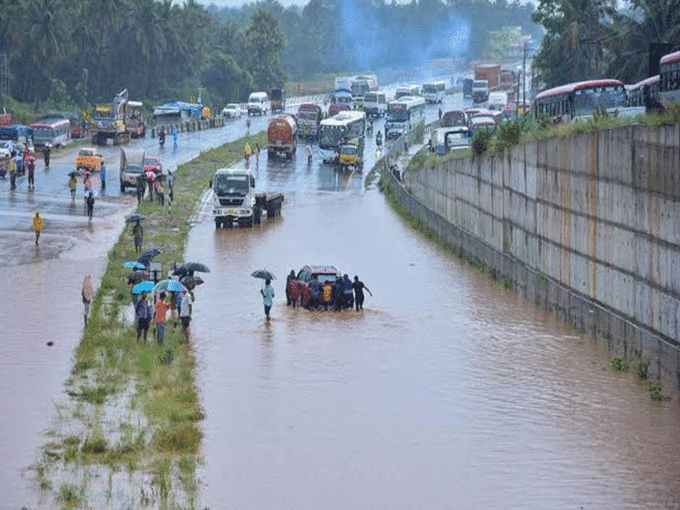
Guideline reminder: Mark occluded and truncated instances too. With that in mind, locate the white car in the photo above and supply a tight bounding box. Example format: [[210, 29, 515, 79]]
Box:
[[222, 103, 243, 118]]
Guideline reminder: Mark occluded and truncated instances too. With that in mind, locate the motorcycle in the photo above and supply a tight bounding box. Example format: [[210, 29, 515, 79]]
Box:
[[375, 131, 383, 149]]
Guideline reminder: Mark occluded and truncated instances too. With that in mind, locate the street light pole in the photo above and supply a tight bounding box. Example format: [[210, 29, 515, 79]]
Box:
[[522, 41, 527, 114]]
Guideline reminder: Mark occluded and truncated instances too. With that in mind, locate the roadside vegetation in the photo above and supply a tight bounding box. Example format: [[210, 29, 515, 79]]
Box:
[[611, 355, 672, 402], [34, 130, 267, 508]]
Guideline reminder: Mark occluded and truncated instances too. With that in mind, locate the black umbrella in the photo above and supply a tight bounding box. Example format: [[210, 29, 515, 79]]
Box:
[[180, 275, 204, 290], [127, 270, 149, 284], [126, 214, 146, 222], [251, 268, 276, 280], [138, 248, 162, 264], [173, 261, 211, 276]]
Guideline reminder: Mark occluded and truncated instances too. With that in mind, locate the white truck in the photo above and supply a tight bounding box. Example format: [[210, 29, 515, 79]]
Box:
[[119, 148, 145, 192], [210, 167, 284, 228]]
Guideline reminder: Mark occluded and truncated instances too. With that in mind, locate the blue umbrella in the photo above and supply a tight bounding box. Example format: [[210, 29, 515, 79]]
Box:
[[132, 280, 155, 294], [124, 261, 146, 269], [153, 279, 187, 293]]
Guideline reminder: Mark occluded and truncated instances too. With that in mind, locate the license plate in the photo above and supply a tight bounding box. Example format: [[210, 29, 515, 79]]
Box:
[[228, 208, 234, 215]]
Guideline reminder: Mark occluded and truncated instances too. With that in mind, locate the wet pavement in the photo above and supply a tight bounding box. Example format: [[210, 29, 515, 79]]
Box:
[[3, 93, 680, 509]]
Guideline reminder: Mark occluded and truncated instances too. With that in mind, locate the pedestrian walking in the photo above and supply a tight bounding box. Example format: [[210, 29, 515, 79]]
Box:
[[85, 190, 95, 220], [82, 275, 94, 327], [438, 107, 443, 120], [136, 175, 146, 204], [145, 170, 155, 202], [27, 155, 35, 190], [352, 275, 372, 311], [261, 278, 275, 320], [69, 173, 77, 199], [179, 288, 192, 341], [100, 160, 106, 190], [43, 143, 51, 167], [342, 274, 354, 309], [135, 292, 152, 342], [153, 291, 171, 344], [154, 178, 164, 205], [244, 141, 252, 165], [132, 220, 143, 253], [32, 211, 43, 245], [8, 152, 16, 189]]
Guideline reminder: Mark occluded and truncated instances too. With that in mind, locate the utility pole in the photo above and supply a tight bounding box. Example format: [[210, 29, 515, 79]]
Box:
[[522, 41, 527, 114]]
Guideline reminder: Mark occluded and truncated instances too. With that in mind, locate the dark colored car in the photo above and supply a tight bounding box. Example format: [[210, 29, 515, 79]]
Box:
[[296, 265, 341, 306]]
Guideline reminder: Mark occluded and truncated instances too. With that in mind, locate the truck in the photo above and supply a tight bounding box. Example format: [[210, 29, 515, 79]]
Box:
[[296, 103, 325, 140], [351, 74, 378, 106], [337, 136, 364, 171], [334, 76, 353, 91], [119, 148, 145, 192], [125, 100, 146, 138], [270, 88, 285, 113], [474, 64, 501, 88], [92, 88, 130, 146], [211, 167, 284, 228], [472, 80, 489, 103], [267, 114, 297, 160]]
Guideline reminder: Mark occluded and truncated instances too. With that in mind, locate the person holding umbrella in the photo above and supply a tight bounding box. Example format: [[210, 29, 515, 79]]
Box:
[[135, 291, 152, 342], [261, 278, 275, 320], [153, 291, 171, 344], [179, 288, 192, 341], [85, 189, 96, 220], [68, 172, 78, 199]]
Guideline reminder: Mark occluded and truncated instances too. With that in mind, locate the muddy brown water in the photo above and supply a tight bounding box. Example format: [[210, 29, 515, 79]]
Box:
[[186, 187, 680, 509]]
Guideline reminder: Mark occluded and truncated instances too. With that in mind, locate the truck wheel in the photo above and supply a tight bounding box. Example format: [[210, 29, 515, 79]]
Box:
[[120, 183, 125, 193], [215, 219, 221, 228]]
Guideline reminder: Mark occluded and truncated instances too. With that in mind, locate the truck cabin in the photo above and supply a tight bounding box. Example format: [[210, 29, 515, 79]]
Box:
[[212, 171, 255, 196]]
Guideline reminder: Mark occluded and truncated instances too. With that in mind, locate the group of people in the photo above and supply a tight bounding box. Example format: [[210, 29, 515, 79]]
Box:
[[135, 170, 173, 206], [134, 288, 193, 344], [285, 271, 372, 312], [157, 126, 179, 148], [7, 147, 36, 190]]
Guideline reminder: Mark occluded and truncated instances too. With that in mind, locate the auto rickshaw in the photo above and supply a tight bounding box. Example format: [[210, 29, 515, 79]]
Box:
[[337, 136, 364, 171]]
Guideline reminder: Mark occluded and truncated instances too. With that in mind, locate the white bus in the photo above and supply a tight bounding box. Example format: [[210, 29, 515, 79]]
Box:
[[319, 110, 366, 161], [385, 95, 426, 140], [396, 85, 420, 99], [422, 81, 446, 103]]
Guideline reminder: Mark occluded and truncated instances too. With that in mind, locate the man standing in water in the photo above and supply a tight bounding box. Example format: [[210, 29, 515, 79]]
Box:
[[261, 278, 275, 320], [32, 211, 43, 245], [353, 275, 372, 311]]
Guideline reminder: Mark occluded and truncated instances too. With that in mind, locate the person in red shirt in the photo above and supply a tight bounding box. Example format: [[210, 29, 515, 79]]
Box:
[[154, 291, 171, 344], [287, 278, 300, 308]]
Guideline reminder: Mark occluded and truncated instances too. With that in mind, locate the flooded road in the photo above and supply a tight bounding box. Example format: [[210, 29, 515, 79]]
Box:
[[185, 109, 680, 507], [3, 91, 680, 508]]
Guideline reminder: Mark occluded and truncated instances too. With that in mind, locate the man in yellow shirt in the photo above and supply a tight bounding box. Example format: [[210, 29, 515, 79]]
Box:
[[32, 211, 43, 245]]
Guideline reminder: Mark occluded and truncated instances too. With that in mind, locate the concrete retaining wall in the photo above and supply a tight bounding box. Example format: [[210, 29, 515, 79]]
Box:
[[388, 124, 680, 386]]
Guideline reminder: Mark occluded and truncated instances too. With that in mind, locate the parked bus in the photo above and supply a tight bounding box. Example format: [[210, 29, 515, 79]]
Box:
[[659, 49, 680, 107], [0, 125, 33, 148], [628, 75, 660, 107], [422, 81, 446, 103], [30, 118, 70, 149], [532, 79, 644, 122], [385, 95, 426, 140], [396, 85, 420, 99], [318, 110, 366, 162]]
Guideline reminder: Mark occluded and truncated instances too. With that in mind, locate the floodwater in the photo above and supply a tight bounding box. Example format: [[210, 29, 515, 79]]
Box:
[[187, 164, 680, 507], [2, 91, 680, 508]]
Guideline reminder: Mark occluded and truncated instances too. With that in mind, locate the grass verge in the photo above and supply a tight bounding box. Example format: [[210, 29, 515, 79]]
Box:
[[37, 130, 267, 506]]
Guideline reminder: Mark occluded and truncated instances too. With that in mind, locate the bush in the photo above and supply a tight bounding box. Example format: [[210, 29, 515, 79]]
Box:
[[493, 119, 522, 151], [471, 128, 492, 156], [411, 119, 425, 144], [632, 356, 650, 380], [611, 356, 630, 371]]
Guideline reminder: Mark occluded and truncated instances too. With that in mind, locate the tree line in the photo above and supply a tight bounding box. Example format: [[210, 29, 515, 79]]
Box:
[[0, 0, 540, 114], [532, 0, 680, 89]]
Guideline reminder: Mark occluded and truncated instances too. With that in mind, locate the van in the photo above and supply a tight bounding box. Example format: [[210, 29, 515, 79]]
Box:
[[363, 91, 387, 117], [247, 92, 270, 116], [488, 91, 509, 111], [119, 148, 145, 192], [472, 80, 489, 104]]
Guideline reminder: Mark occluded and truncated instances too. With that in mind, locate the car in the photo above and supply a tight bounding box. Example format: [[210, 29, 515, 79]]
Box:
[[296, 265, 342, 306], [222, 103, 243, 119], [142, 155, 163, 174], [0, 140, 25, 158], [76, 147, 103, 172]]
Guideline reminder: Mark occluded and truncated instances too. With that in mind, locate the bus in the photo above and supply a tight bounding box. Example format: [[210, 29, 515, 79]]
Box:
[[422, 81, 446, 103], [627, 75, 660, 107], [659, 49, 680, 107], [385, 95, 426, 140], [532, 79, 644, 122], [30, 118, 70, 149], [318, 110, 366, 161], [396, 85, 419, 99]]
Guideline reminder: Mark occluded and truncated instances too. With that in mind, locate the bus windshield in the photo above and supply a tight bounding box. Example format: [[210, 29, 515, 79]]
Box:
[[387, 104, 408, 122], [422, 84, 437, 93], [320, 125, 344, 148], [214, 174, 249, 195], [32, 127, 53, 142], [573, 85, 626, 113]]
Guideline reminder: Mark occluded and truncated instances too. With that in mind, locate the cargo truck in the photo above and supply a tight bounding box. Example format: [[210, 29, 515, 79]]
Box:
[[267, 114, 297, 160], [119, 148, 145, 192], [296, 103, 325, 140], [211, 167, 284, 228], [474, 64, 501, 88], [270, 88, 286, 113], [92, 88, 130, 146]]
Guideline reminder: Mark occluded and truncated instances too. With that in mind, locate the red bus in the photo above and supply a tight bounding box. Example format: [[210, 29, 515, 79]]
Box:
[[532, 79, 644, 121], [30, 118, 71, 149], [659, 49, 680, 107]]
